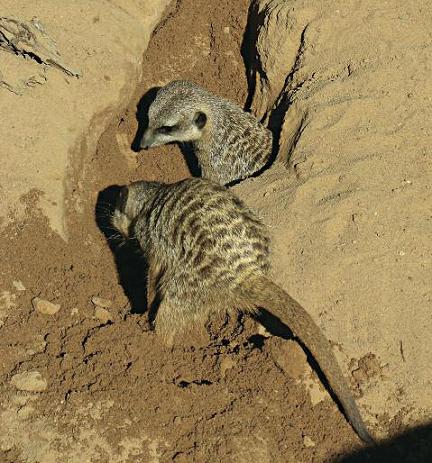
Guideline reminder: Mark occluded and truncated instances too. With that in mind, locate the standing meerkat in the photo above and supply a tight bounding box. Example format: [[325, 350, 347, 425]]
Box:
[[139, 80, 273, 185], [111, 177, 374, 444]]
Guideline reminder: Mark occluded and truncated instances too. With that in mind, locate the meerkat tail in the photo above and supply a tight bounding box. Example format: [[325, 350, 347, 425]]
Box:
[[238, 277, 375, 445]]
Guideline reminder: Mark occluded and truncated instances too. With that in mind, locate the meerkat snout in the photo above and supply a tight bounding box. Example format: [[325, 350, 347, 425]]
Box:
[[139, 132, 151, 150], [139, 110, 207, 151], [111, 181, 163, 238], [111, 186, 132, 238]]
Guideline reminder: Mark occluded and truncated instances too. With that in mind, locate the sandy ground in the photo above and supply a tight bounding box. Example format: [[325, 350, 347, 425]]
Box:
[[234, 0, 432, 441], [1, 0, 431, 462], [0, 0, 169, 236]]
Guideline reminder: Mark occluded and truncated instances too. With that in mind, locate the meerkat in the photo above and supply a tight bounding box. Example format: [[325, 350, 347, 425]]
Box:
[[139, 80, 273, 185], [111, 177, 374, 444]]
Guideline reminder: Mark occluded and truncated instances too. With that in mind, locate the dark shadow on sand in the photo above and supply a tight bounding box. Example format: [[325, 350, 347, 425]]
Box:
[[338, 422, 432, 463], [131, 86, 161, 152], [95, 185, 148, 314]]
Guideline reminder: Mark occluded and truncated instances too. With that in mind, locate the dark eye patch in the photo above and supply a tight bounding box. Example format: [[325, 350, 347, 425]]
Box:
[[157, 125, 175, 134], [193, 111, 207, 129]]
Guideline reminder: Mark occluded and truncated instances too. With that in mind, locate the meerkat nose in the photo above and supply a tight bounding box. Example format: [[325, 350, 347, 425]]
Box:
[[140, 138, 151, 151], [140, 130, 152, 150]]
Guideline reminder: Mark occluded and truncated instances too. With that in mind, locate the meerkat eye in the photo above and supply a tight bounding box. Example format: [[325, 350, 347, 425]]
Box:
[[157, 125, 174, 134], [193, 111, 207, 129]]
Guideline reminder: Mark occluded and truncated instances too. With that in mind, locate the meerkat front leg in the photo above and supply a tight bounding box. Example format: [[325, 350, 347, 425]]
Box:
[[154, 299, 190, 347]]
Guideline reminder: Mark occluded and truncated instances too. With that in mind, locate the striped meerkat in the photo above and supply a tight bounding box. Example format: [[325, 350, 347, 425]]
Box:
[[139, 80, 273, 185], [111, 177, 374, 444]]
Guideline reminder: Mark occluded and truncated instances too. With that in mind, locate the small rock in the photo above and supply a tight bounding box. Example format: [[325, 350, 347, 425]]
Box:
[[303, 436, 316, 448], [10, 371, 47, 392], [220, 357, 236, 377], [94, 307, 113, 323], [270, 339, 308, 380], [12, 394, 36, 406], [91, 296, 112, 309], [26, 335, 47, 356], [32, 297, 60, 315], [17, 405, 35, 419], [13, 280, 26, 291], [0, 290, 16, 327]]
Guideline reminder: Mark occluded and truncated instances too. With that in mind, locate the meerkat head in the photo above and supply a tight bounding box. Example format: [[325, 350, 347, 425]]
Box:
[[112, 181, 161, 238], [140, 81, 211, 150]]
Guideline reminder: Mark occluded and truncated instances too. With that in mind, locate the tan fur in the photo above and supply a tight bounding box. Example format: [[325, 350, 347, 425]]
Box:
[[111, 177, 374, 444]]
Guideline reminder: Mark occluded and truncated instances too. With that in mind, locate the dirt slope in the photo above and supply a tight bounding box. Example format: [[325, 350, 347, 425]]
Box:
[[0, 0, 169, 236], [234, 0, 432, 437]]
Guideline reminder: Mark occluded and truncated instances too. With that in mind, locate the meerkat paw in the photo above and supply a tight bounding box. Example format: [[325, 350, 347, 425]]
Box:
[[153, 319, 177, 347]]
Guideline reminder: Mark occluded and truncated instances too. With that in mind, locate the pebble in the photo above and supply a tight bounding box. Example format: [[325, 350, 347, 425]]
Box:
[[12, 395, 30, 406], [303, 436, 316, 448], [17, 405, 35, 419], [10, 371, 48, 392], [220, 357, 236, 378], [26, 335, 47, 356], [13, 280, 26, 291], [270, 339, 308, 380], [94, 307, 113, 323], [32, 297, 60, 315], [91, 296, 112, 309]]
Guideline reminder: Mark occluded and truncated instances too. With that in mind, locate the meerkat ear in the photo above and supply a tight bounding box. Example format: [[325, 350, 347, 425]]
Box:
[[193, 111, 207, 129]]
